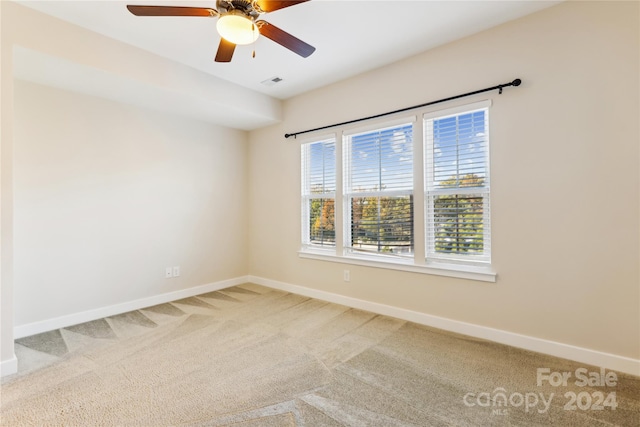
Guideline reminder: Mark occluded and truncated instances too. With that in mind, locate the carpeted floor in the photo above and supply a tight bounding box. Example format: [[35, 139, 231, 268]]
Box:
[[1, 283, 638, 426]]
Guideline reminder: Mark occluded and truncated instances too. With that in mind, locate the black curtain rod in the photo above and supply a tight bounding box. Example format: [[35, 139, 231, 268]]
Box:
[[284, 78, 522, 139]]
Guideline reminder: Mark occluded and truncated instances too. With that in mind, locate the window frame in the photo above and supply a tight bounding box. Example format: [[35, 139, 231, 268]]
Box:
[[301, 135, 337, 251], [424, 101, 492, 266], [343, 118, 416, 259], [299, 102, 496, 283]]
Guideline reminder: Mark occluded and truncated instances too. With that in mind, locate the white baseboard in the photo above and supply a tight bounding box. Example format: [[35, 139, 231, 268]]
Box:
[[249, 275, 640, 377], [14, 276, 250, 339], [1, 354, 18, 377], [10, 274, 639, 377]]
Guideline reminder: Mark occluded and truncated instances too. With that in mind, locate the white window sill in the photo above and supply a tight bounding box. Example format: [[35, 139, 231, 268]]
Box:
[[298, 249, 496, 283]]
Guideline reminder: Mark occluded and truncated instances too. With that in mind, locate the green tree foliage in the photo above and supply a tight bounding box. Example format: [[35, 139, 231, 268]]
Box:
[[310, 199, 335, 245], [309, 174, 484, 256], [351, 196, 413, 254], [433, 174, 484, 254], [439, 173, 485, 189]]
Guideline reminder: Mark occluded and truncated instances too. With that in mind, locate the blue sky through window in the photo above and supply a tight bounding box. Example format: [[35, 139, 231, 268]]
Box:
[[308, 140, 335, 193], [349, 123, 413, 192], [432, 110, 487, 188]]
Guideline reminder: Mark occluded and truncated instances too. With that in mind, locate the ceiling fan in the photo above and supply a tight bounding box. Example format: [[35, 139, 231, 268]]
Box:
[[126, 0, 315, 62]]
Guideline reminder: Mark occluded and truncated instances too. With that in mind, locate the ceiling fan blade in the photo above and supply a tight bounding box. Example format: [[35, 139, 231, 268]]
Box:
[[254, 1, 310, 13], [126, 6, 218, 17], [215, 38, 236, 62], [257, 20, 315, 58]]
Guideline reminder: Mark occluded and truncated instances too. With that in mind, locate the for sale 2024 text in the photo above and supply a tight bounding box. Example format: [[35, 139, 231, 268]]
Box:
[[537, 367, 618, 411]]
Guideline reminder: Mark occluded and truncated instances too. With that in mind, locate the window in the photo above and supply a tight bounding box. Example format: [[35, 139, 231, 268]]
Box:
[[344, 122, 414, 257], [301, 138, 336, 248], [425, 105, 490, 263], [300, 101, 493, 281]]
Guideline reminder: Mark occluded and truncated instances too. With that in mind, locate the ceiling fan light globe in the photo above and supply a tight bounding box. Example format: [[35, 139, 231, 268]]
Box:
[[217, 14, 259, 45]]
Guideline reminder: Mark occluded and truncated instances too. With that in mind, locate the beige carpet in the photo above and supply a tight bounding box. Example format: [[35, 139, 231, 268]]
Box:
[[1, 283, 638, 426]]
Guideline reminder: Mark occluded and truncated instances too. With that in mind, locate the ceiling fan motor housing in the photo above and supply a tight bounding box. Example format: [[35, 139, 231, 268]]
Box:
[[127, 1, 315, 61], [217, 0, 261, 19]]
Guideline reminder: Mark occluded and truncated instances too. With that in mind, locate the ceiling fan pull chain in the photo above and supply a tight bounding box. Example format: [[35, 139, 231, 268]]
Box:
[[252, 22, 256, 58]]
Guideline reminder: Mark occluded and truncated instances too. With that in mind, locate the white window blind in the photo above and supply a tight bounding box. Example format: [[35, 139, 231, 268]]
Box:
[[301, 138, 336, 248], [425, 103, 490, 263], [344, 122, 414, 257], [299, 102, 494, 280]]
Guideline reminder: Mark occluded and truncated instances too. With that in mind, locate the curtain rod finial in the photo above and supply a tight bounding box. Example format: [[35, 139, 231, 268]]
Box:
[[512, 78, 522, 86]]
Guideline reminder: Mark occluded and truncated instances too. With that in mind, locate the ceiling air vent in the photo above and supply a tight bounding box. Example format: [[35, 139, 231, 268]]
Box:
[[261, 76, 283, 87]]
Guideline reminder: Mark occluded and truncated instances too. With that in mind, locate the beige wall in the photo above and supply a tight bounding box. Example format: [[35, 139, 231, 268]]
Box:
[[248, 1, 640, 360], [1, 1, 253, 368], [1, 0, 16, 369], [2, 0, 638, 372], [12, 80, 249, 326]]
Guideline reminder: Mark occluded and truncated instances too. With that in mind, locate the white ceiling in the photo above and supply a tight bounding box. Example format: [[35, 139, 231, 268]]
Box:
[[17, 0, 560, 101]]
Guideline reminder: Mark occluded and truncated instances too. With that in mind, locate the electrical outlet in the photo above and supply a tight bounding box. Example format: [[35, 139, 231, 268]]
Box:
[[165, 267, 173, 278], [344, 270, 350, 282], [173, 266, 180, 277]]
